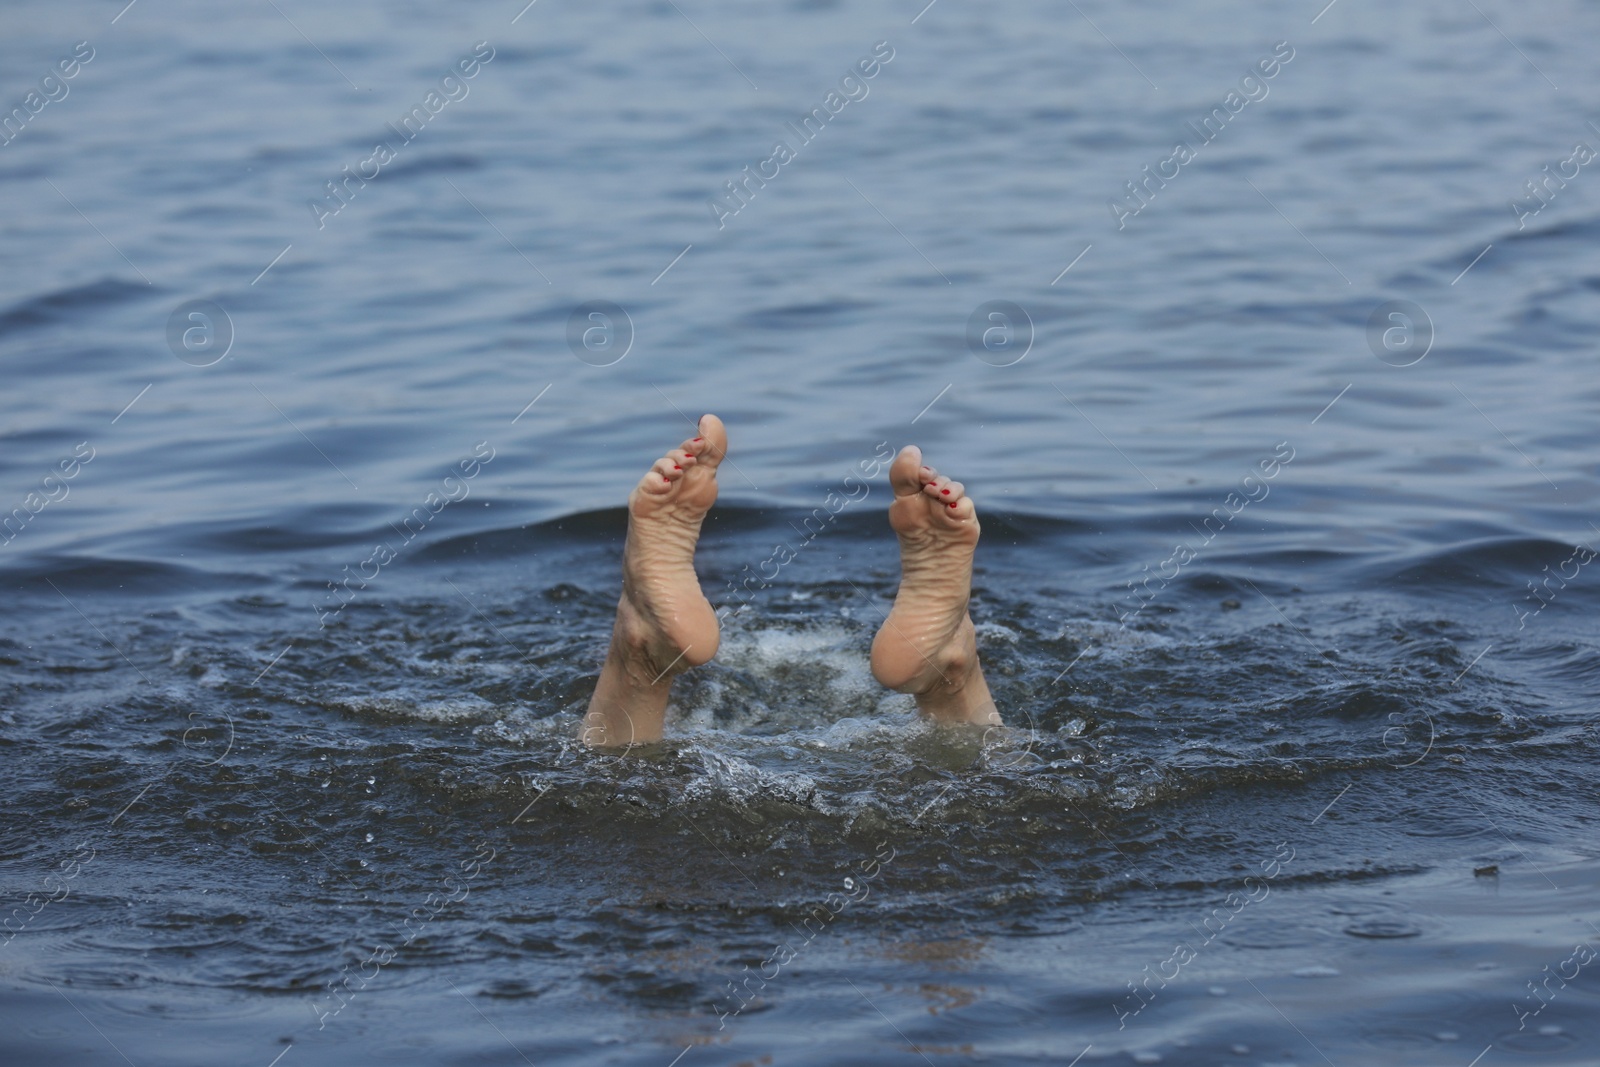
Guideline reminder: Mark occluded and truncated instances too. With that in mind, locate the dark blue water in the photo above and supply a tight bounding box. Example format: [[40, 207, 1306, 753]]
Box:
[[3, 0, 1599, 1064]]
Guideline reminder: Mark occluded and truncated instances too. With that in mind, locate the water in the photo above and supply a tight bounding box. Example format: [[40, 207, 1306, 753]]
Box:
[[2, 0, 1599, 1063]]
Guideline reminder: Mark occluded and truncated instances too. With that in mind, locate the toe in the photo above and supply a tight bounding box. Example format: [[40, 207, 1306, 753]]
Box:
[[942, 494, 976, 521], [691, 414, 728, 469], [922, 474, 953, 500], [890, 445, 925, 497], [651, 457, 682, 482]]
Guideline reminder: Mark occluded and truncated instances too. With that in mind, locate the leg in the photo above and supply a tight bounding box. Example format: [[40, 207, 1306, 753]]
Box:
[[870, 446, 1000, 725], [581, 415, 727, 747]]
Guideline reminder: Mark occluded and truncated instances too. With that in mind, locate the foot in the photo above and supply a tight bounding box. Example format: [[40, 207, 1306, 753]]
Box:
[[581, 415, 727, 747], [870, 446, 999, 725]]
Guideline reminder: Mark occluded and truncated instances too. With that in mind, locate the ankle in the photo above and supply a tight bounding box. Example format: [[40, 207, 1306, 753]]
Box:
[[914, 663, 997, 725]]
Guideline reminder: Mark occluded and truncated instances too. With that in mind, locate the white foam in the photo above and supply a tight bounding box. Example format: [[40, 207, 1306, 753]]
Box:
[[478, 707, 581, 746], [1048, 618, 1177, 651], [973, 621, 1021, 644], [717, 623, 878, 695], [681, 747, 819, 808], [671, 623, 893, 733], [335, 692, 500, 723]]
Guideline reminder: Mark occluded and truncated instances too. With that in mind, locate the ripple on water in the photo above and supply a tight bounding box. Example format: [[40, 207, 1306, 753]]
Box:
[[1496, 1026, 1579, 1054], [1345, 918, 1426, 939]]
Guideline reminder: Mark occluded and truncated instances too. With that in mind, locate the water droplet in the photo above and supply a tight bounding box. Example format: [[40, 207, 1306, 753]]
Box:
[[365, 833, 374, 843]]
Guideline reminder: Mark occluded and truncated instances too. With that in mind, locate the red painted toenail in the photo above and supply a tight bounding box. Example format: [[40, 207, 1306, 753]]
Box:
[[926, 483, 937, 488], [693, 438, 703, 442], [948, 502, 958, 508], [674, 465, 682, 470], [940, 489, 950, 495]]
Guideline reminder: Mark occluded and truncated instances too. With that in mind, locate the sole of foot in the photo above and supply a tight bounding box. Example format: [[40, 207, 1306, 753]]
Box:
[[870, 445, 999, 726], [581, 414, 727, 747]]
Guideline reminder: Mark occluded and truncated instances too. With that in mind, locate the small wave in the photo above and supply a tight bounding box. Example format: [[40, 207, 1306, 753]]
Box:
[[1, 554, 255, 593], [736, 300, 875, 332], [1372, 535, 1596, 590], [328, 693, 503, 724], [0, 277, 153, 338]]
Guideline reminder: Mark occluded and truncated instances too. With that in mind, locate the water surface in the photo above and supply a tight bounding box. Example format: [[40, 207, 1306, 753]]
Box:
[[2, 0, 1598, 1064]]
